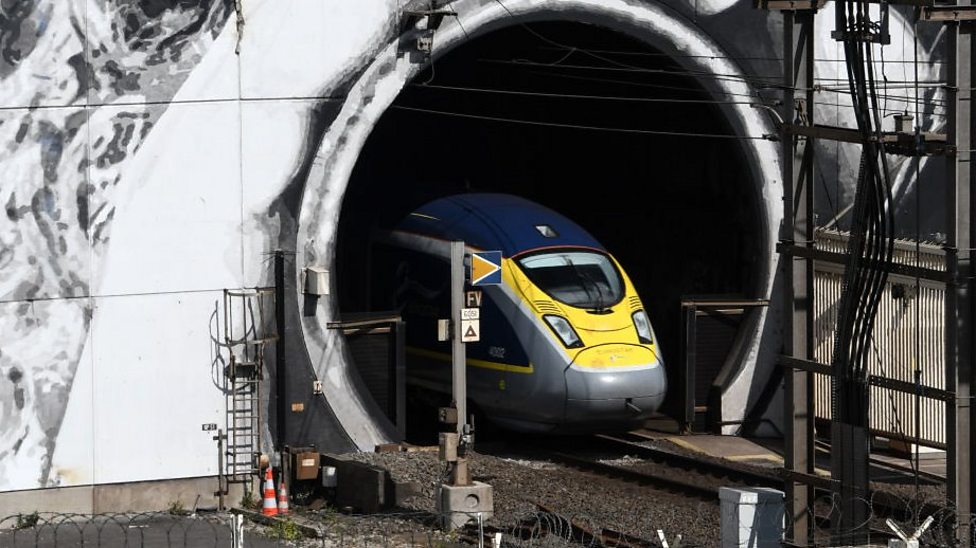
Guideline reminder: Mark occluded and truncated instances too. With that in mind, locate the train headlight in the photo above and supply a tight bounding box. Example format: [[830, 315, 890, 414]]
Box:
[[543, 315, 584, 348], [632, 310, 654, 344]]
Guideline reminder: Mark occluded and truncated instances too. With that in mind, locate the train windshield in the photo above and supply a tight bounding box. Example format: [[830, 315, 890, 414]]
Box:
[[516, 250, 624, 310]]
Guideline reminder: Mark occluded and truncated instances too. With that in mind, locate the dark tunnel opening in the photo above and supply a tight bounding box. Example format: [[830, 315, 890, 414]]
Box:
[[335, 21, 764, 426]]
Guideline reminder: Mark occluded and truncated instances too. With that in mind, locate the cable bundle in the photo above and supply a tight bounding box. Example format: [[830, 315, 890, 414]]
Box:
[[829, 0, 896, 425]]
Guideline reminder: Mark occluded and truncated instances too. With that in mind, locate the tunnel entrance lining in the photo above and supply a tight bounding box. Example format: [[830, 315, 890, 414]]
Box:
[[297, 0, 784, 449]]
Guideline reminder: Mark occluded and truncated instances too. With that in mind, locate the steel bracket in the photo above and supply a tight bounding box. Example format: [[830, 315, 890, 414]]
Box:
[[754, 0, 824, 10], [922, 5, 976, 21]]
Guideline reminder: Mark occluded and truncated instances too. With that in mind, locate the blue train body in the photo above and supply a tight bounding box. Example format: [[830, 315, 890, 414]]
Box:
[[376, 194, 667, 433]]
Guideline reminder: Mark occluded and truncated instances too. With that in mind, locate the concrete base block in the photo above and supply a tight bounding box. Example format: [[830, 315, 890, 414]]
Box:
[[437, 481, 493, 531], [0, 476, 242, 517], [719, 487, 784, 548]]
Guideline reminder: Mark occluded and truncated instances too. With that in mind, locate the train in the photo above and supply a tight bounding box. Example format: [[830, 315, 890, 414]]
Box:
[[372, 193, 667, 433]]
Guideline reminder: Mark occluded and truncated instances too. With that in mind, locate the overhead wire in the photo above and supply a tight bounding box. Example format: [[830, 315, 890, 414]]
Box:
[[406, 82, 772, 106], [479, 58, 945, 90], [408, 4, 780, 141], [534, 44, 949, 65], [478, 58, 786, 88], [521, 70, 764, 99], [389, 104, 773, 140], [488, 50, 948, 110]]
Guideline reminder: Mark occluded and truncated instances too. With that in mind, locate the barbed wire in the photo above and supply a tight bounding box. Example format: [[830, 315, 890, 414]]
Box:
[[0, 508, 706, 547], [9, 498, 976, 547], [782, 489, 975, 547]]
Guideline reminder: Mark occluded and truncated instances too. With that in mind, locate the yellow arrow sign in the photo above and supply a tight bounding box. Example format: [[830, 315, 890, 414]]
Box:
[[471, 251, 502, 286]]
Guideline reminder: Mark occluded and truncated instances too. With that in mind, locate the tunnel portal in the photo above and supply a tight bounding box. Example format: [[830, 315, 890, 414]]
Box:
[[334, 21, 766, 428]]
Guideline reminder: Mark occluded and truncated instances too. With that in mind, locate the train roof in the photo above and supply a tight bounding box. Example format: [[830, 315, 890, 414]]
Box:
[[397, 193, 605, 257]]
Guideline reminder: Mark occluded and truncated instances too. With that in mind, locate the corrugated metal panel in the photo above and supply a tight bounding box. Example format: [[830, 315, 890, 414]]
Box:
[[812, 230, 946, 446]]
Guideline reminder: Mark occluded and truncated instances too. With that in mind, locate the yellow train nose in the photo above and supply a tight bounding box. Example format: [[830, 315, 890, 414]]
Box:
[[571, 343, 656, 369]]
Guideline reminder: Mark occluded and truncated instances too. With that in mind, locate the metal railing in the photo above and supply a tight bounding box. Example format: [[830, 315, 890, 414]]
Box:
[[812, 229, 948, 448]]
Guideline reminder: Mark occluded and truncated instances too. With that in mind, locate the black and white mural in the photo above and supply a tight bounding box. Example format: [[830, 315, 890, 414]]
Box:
[[0, 0, 944, 495]]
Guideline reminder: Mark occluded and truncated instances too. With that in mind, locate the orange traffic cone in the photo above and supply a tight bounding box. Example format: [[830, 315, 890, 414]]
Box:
[[278, 482, 290, 515], [262, 467, 278, 516]]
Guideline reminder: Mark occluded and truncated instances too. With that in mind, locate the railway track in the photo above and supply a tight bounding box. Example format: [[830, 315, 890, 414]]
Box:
[[537, 434, 911, 545], [537, 433, 782, 502], [591, 433, 943, 515], [595, 433, 784, 489], [535, 433, 949, 543]]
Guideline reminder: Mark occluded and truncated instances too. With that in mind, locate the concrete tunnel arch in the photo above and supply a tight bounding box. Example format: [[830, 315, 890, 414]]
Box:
[[296, 0, 784, 450]]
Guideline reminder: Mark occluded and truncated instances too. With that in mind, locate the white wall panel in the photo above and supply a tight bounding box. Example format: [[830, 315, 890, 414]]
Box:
[[49, 331, 95, 489], [92, 101, 244, 296], [90, 291, 224, 484], [239, 0, 395, 99], [0, 298, 93, 490], [83, 0, 235, 106], [0, 106, 92, 303], [1, 1, 87, 110], [241, 99, 322, 287], [163, 15, 242, 105]]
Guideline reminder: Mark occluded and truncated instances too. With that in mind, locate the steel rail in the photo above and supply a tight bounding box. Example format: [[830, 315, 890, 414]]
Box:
[[547, 451, 721, 500], [594, 433, 783, 489]]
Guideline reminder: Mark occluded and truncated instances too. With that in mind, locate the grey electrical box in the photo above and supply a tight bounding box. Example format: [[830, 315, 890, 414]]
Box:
[[439, 432, 459, 462], [437, 319, 451, 342], [304, 266, 330, 295]]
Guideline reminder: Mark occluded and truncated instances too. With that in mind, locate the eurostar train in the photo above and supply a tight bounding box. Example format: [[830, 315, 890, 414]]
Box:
[[373, 193, 667, 433]]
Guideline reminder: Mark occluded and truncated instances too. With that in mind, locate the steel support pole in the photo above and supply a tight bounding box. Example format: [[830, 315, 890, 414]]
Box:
[[450, 241, 467, 435], [946, 17, 976, 544], [274, 250, 287, 448], [449, 241, 470, 486], [782, 9, 816, 545], [683, 304, 697, 434]]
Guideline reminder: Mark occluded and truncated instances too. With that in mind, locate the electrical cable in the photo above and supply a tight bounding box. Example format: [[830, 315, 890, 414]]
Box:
[[489, 54, 947, 108], [478, 58, 786, 88], [406, 82, 773, 106], [522, 69, 763, 99], [482, 57, 945, 88], [534, 44, 784, 62], [390, 104, 773, 140], [533, 44, 950, 65], [828, 1, 899, 538]]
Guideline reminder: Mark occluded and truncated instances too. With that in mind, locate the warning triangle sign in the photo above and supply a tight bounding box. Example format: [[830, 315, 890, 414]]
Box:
[[461, 319, 480, 342]]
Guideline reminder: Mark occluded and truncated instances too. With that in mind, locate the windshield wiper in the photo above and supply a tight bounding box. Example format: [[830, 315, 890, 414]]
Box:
[[579, 270, 611, 314], [565, 257, 599, 310]]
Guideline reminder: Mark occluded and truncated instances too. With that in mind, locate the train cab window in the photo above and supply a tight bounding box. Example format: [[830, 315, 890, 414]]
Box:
[[517, 250, 624, 310]]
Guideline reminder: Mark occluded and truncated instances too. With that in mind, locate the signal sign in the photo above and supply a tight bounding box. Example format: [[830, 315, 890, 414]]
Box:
[[470, 251, 502, 286], [461, 319, 480, 343]]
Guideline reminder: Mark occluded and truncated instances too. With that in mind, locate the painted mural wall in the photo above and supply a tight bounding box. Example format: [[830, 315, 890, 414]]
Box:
[[0, 0, 943, 495]]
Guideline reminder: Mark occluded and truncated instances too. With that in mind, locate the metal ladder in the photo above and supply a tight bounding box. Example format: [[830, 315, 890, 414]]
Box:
[[219, 288, 276, 485]]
